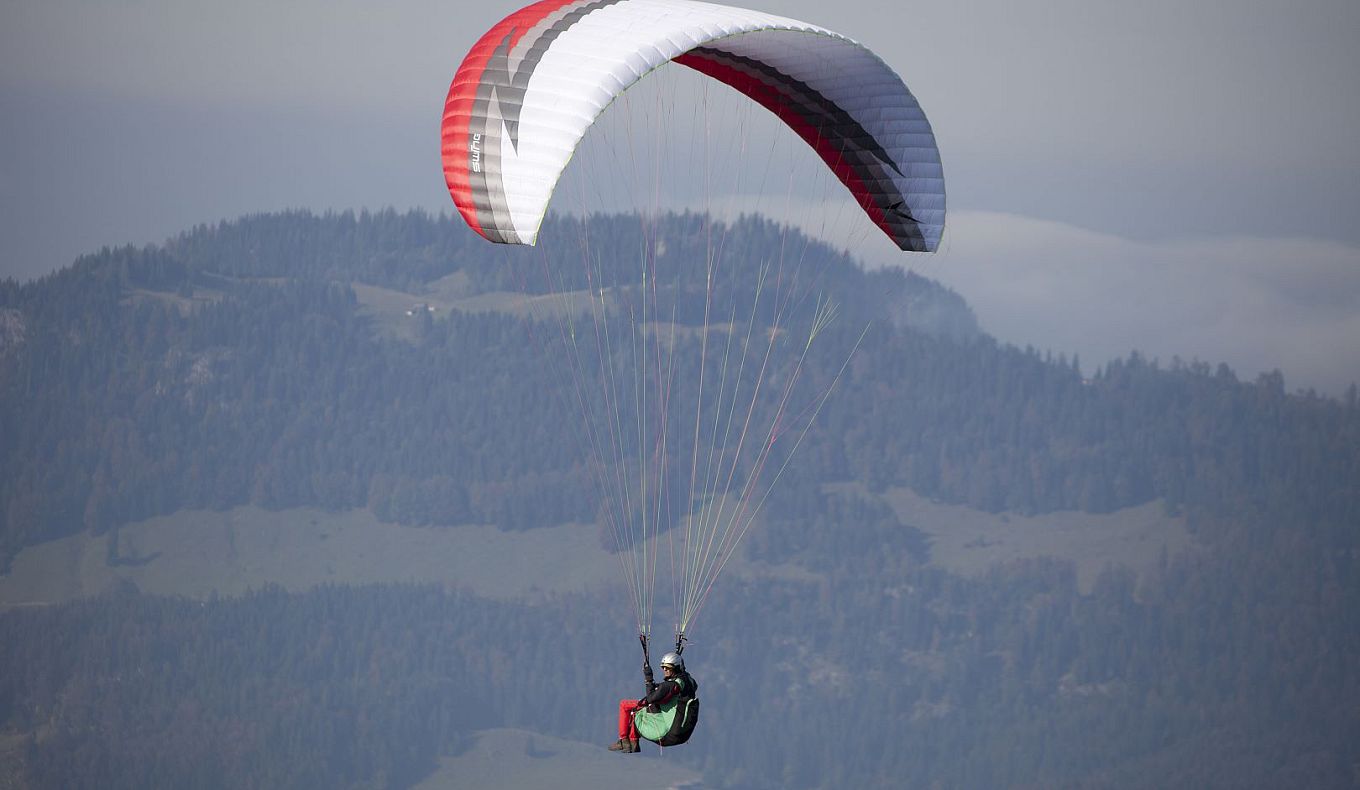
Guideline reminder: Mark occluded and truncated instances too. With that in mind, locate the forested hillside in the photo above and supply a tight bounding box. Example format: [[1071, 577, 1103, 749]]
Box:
[[0, 210, 981, 565], [1, 210, 1357, 788]]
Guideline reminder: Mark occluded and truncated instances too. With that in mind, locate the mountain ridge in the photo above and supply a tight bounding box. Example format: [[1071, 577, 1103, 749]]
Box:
[[0, 209, 1356, 788]]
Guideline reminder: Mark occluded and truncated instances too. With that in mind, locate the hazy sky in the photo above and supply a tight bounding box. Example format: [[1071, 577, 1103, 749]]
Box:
[[3, 0, 1357, 394]]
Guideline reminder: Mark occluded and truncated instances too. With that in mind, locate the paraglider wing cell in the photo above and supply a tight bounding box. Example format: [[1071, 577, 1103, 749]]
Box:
[[442, 0, 944, 251]]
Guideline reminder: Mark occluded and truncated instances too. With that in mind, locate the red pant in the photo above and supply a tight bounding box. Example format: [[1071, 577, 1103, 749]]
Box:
[[617, 699, 642, 739]]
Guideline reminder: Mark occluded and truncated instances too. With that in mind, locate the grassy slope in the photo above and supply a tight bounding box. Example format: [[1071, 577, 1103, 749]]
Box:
[[0, 488, 1192, 608], [867, 485, 1195, 592]]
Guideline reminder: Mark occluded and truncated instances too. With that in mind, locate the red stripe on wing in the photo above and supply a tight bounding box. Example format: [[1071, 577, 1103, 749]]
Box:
[[442, 0, 581, 240]]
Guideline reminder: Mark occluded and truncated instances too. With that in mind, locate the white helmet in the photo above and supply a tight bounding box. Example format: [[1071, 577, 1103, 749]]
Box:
[[660, 652, 685, 671]]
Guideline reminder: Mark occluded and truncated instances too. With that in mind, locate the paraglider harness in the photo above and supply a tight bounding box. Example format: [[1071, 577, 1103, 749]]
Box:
[[638, 634, 700, 747]]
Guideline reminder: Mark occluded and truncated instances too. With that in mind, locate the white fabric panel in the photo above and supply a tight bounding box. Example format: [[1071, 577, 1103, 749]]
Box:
[[506, 0, 837, 243]]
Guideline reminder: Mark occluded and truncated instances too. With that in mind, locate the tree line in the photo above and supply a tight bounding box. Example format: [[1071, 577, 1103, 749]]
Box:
[[2, 527, 1354, 788]]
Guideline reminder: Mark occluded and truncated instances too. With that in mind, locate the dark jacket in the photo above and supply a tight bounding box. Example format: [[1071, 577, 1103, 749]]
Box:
[[640, 671, 697, 708]]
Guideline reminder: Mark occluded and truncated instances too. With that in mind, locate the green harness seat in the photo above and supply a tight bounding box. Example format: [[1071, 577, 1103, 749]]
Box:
[[633, 678, 700, 746]]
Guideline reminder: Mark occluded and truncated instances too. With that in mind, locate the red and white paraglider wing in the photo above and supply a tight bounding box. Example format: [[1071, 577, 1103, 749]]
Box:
[[442, 0, 944, 251]]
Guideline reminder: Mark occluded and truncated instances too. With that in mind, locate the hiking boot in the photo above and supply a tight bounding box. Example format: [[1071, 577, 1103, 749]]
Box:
[[628, 739, 641, 753], [607, 738, 631, 752]]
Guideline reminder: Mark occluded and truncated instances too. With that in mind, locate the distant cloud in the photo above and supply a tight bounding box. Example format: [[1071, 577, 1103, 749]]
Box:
[[921, 212, 1360, 396]]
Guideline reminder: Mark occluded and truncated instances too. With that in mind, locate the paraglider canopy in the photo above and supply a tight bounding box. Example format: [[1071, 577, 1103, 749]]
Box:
[[442, 0, 945, 251], [440, 0, 947, 649]]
